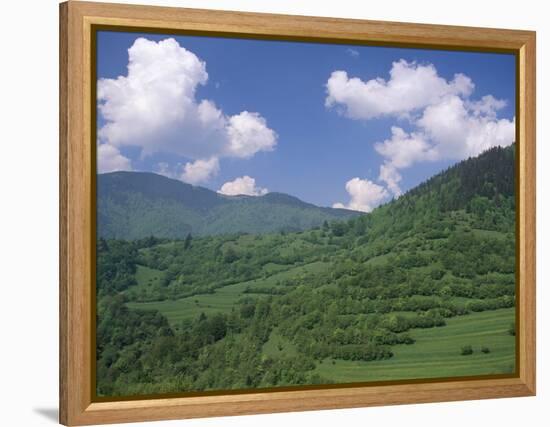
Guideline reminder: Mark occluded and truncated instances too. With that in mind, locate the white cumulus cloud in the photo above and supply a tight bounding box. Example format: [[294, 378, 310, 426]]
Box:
[[373, 96, 514, 196], [97, 143, 132, 173], [467, 95, 507, 119], [378, 163, 403, 198], [97, 37, 277, 180], [218, 176, 268, 196], [225, 111, 277, 158], [417, 95, 515, 160], [154, 162, 176, 179], [333, 177, 389, 213], [374, 127, 438, 196], [181, 158, 219, 185], [325, 60, 473, 120], [375, 126, 437, 169]]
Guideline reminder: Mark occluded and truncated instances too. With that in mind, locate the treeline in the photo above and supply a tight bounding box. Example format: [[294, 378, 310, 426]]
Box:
[[406, 144, 515, 212]]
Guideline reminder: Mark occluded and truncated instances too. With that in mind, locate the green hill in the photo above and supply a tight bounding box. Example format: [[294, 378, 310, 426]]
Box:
[[97, 172, 360, 239], [96, 144, 516, 396]]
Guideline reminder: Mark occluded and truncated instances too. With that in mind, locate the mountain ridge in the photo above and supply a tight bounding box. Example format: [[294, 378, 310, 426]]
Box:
[[98, 144, 515, 240], [97, 171, 360, 239]]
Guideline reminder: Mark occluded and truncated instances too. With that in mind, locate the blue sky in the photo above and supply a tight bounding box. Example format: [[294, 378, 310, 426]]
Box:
[[96, 31, 515, 211]]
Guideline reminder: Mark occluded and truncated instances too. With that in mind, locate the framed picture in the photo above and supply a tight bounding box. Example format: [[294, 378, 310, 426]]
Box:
[[59, 1, 536, 425]]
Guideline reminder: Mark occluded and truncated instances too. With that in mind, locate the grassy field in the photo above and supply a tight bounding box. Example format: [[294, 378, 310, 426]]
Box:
[[134, 265, 163, 289], [315, 308, 515, 382], [128, 262, 515, 380], [127, 262, 515, 381], [128, 261, 330, 325]]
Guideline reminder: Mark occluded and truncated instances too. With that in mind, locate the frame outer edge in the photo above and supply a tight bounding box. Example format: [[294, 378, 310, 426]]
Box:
[[520, 31, 536, 394], [61, 1, 93, 425], [59, 1, 69, 425], [60, 2, 537, 425]]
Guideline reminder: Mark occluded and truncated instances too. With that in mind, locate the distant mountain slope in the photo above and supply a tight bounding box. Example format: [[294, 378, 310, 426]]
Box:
[[97, 172, 360, 239]]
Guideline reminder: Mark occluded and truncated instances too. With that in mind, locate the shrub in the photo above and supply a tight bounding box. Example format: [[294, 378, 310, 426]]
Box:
[[461, 345, 474, 356], [481, 346, 490, 354]]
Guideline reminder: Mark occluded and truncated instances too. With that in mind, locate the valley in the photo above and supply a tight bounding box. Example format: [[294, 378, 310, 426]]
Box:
[[96, 145, 517, 397]]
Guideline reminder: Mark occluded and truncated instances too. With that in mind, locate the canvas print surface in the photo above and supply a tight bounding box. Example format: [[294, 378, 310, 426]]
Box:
[[95, 31, 517, 398]]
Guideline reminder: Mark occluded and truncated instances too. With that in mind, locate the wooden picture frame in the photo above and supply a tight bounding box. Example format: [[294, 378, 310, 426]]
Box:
[[59, 1, 536, 425]]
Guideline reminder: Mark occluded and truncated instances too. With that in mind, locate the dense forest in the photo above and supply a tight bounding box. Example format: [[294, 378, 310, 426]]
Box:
[[97, 172, 359, 239], [96, 144, 516, 397]]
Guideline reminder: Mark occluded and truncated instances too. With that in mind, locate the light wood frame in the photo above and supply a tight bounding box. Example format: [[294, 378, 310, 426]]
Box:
[[59, 1, 536, 425]]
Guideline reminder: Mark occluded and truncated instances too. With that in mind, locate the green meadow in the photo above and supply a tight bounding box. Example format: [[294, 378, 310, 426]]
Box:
[[128, 261, 331, 325], [315, 308, 515, 382]]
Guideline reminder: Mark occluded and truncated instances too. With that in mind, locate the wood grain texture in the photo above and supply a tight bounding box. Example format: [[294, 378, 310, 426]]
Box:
[[517, 34, 536, 394], [59, 1, 536, 425], [60, 1, 93, 424], [59, 2, 68, 424], [74, 0, 534, 50]]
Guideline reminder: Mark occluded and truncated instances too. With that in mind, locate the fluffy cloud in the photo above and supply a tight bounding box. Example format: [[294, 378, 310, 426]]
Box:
[[153, 158, 220, 185], [225, 112, 277, 158], [218, 176, 268, 196], [375, 126, 437, 169], [333, 177, 389, 213], [154, 162, 175, 178], [417, 95, 515, 159], [327, 60, 515, 198], [97, 37, 277, 180], [374, 96, 514, 196], [325, 60, 473, 120], [467, 95, 507, 119], [97, 143, 132, 173], [181, 158, 219, 185], [378, 163, 403, 198], [374, 127, 438, 196]]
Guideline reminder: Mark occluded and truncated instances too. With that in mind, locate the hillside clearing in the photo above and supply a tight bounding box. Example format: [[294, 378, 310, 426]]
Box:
[[315, 308, 515, 382]]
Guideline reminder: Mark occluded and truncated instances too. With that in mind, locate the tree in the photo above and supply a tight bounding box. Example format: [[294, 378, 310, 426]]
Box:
[[240, 303, 255, 319], [184, 233, 193, 250], [97, 237, 108, 252], [223, 247, 239, 263], [331, 221, 347, 237], [207, 314, 227, 341], [438, 285, 453, 299], [461, 345, 473, 356]]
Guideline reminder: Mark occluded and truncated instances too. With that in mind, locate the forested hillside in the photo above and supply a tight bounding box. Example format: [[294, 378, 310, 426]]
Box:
[[97, 172, 359, 239], [96, 144, 516, 397]]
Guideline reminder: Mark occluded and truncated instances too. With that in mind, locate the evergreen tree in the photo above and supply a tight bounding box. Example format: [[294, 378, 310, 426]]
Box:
[[184, 233, 192, 250]]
